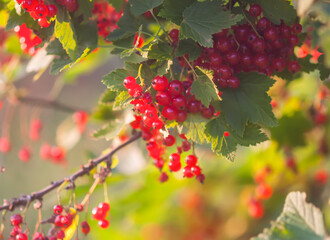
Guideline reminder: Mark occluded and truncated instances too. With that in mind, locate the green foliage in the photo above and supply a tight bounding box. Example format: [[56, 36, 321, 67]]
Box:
[[183, 114, 209, 144], [158, 0, 195, 25], [220, 72, 277, 136], [55, 19, 77, 60], [252, 192, 329, 240], [205, 116, 268, 157], [179, 1, 243, 47], [190, 69, 219, 107], [148, 42, 173, 60], [130, 0, 164, 15], [175, 39, 202, 61], [102, 69, 128, 92], [93, 120, 125, 140], [270, 111, 313, 148]]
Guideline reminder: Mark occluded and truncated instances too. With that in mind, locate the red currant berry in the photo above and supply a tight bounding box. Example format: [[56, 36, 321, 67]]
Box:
[[225, 51, 241, 65], [187, 100, 201, 114], [196, 173, 205, 183], [182, 141, 191, 151], [240, 53, 253, 69], [255, 183, 273, 200], [249, 4, 262, 17], [57, 230, 65, 239], [191, 165, 201, 176], [156, 90, 171, 106], [54, 215, 64, 227], [162, 106, 178, 120], [169, 153, 180, 162], [289, 34, 299, 47], [32, 232, 44, 240], [47, 4, 58, 17], [169, 29, 179, 45], [164, 135, 176, 146], [201, 105, 215, 118], [264, 27, 278, 41], [257, 17, 271, 32], [214, 65, 232, 80], [172, 95, 187, 110], [34, 3, 49, 18], [254, 54, 269, 69], [61, 215, 72, 228], [224, 131, 230, 137], [168, 160, 181, 172], [159, 172, 169, 182], [271, 58, 286, 72], [209, 53, 223, 67], [152, 119, 164, 130], [185, 155, 197, 166], [183, 166, 194, 178], [152, 75, 169, 91], [53, 205, 63, 215], [98, 219, 110, 229], [92, 207, 107, 220], [287, 60, 301, 74], [123, 76, 137, 89], [248, 198, 264, 219], [291, 23, 302, 34], [63, 0, 79, 12], [10, 214, 23, 226], [176, 110, 188, 122], [18, 147, 31, 162], [16, 233, 28, 240], [227, 75, 240, 89], [81, 221, 90, 235], [22, 0, 38, 11], [98, 202, 110, 212], [252, 38, 265, 53], [75, 204, 84, 212], [215, 38, 232, 53], [0, 137, 11, 153], [168, 80, 184, 96]]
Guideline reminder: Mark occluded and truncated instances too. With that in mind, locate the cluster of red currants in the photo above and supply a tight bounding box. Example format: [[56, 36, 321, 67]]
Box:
[[92, 2, 122, 38], [56, 0, 78, 13], [8, 214, 28, 240], [249, 166, 273, 219], [14, 24, 42, 55], [124, 75, 207, 182], [91, 202, 111, 229], [170, 4, 304, 90], [16, 0, 58, 28], [40, 143, 66, 164], [73, 111, 89, 134]]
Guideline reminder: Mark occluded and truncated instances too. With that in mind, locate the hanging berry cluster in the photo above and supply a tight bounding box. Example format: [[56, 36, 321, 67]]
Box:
[[124, 75, 208, 183], [14, 24, 42, 55], [16, 0, 59, 28], [91, 202, 111, 229], [92, 2, 122, 39], [184, 4, 304, 89]]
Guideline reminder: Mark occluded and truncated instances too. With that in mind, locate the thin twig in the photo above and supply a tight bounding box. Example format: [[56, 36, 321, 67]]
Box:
[[17, 96, 88, 114], [0, 132, 142, 212]]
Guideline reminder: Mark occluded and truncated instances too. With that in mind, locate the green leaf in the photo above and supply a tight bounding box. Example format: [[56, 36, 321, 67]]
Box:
[[253, 0, 297, 25], [109, 0, 125, 11], [148, 42, 173, 60], [180, 1, 243, 47], [151, 60, 173, 76], [220, 72, 277, 136], [102, 69, 128, 92], [205, 116, 268, 157], [55, 19, 77, 60], [6, 10, 31, 30], [121, 52, 147, 63], [190, 69, 219, 107], [107, 5, 140, 41], [93, 120, 125, 140], [46, 39, 67, 56], [270, 111, 312, 147], [158, 0, 196, 25], [251, 192, 329, 240], [130, 0, 164, 15], [75, 0, 93, 23], [113, 91, 132, 110], [100, 89, 117, 105], [76, 22, 98, 49], [91, 105, 116, 121], [175, 39, 202, 61], [183, 114, 210, 144], [50, 56, 72, 75]]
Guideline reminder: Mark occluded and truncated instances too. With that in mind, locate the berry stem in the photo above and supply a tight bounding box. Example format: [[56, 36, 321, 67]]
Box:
[[0, 132, 142, 211], [238, 3, 263, 38], [81, 178, 101, 206]]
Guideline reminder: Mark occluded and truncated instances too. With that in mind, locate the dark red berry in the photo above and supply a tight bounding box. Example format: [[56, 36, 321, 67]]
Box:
[[292, 23, 302, 34], [168, 80, 184, 96], [187, 100, 201, 114], [257, 17, 271, 32], [227, 75, 240, 89], [169, 29, 179, 45], [47, 4, 58, 17], [172, 95, 187, 110], [57, 230, 65, 239], [215, 65, 232, 80], [156, 90, 171, 106], [182, 141, 191, 151], [162, 106, 178, 120], [287, 60, 301, 74], [81, 221, 90, 235], [249, 4, 262, 17], [196, 173, 205, 183], [159, 172, 169, 182], [176, 110, 188, 122]]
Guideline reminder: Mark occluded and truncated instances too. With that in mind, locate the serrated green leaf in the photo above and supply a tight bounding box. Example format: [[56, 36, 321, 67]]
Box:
[[158, 0, 196, 25], [121, 52, 147, 63], [205, 116, 268, 157], [256, 0, 297, 25], [175, 39, 202, 61], [190, 70, 219, 107], [55, 19, 77, 59], [76, 22, 98, 49], [113, 91, 132, 110], [270, 111, 312, 147], [148, 42, 173, 60], [107, 5, 140, 41], [152, 60, 173, 76], [220, 72, 277, 136], [6, 10, 30, 30], [93, 120, 125, 140], [91, 104, 116, 121], [75, 0, 93, 23], [100, 89, 117, 105], [46, 39, 67, 56], [50, 56, 72, 75], [183, 114, 210, 144], [180, 1, 243, 47], [251, 192, 329, 240], [130, 0, 164, 15], [102, 69, 128, 92]]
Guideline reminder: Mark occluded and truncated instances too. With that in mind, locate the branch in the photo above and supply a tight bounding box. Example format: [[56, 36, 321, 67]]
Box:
[[0, 132, 142, 211], [17, 96, 89, 113]]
